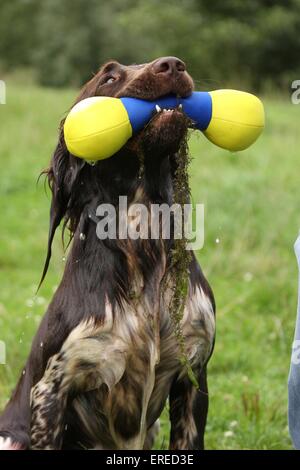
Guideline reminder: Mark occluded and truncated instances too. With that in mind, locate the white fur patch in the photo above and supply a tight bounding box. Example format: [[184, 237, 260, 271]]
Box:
[[183, 285, 215, 364], [0, 436, 24, 450]]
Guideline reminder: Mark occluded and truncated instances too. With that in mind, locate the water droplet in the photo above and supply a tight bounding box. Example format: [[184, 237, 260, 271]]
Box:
[[62, 257, 66, 262], [40, 342, 43, 348], [36, 297, 46, 306], [22, 369, 26, 376], [79, 233, 86, 241], [215, 238, 220, 244], [230, 420, 238, 428], [243, 272, 253, 282]]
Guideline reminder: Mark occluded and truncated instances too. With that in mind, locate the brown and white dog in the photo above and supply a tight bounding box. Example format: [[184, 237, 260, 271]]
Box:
[[0, 56, 215, 450]]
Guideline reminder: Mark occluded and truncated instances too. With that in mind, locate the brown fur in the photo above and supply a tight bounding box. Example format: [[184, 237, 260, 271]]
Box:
[[0, 57, 215, 450]]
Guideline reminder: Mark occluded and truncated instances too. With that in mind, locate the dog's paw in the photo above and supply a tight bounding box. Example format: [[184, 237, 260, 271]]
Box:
[[0, 436, 25, 450]]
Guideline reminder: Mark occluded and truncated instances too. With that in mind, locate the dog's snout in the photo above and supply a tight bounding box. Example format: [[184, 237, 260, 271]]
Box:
[[152, 56, 186, 76]]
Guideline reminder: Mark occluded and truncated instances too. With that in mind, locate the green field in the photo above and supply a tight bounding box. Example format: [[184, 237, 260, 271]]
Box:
[[0, 82, 299, 449]]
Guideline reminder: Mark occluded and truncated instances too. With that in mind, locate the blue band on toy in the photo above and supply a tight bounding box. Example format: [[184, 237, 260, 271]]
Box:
[[120, 95, 176, 133], [121, 92, 213, 134], [121, 97, 156, 133], [180, 92, 212, 131]]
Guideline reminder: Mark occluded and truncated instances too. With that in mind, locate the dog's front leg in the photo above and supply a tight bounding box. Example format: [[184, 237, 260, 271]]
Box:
[[0, 310, 72, 450], [30, 351, 71, 450], [30, 320, 127, 450], [0, 363, 32, 450], [168, 367, 208, 450]]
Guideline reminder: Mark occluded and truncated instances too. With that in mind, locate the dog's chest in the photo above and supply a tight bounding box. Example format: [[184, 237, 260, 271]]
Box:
[[146, 285, 215, 422], [31, 284, 215, 449], [93, 285, 215, 445]]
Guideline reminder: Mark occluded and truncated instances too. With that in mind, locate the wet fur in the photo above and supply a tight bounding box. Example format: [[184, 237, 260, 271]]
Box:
[[0, 58, 215, 450]]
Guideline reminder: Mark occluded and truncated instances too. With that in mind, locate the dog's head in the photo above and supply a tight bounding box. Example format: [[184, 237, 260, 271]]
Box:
[[77, 56, 194, 155], [40, 57, 194, 285]]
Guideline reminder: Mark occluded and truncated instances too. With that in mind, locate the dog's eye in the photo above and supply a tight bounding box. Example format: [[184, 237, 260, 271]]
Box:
[[98, 72, 120, 88], [105, 76, 116, 84]]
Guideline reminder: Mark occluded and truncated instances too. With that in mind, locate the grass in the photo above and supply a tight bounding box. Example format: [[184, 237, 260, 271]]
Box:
[[0, 81, 299, 449]]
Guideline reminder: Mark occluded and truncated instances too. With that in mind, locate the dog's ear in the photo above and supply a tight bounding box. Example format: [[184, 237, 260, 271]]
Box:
[[38, 127, 85, 288], [38, 75, 101, 288]]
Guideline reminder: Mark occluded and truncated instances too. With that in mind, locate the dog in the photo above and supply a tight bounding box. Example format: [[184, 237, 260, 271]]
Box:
[[0, 56, 215, 450]]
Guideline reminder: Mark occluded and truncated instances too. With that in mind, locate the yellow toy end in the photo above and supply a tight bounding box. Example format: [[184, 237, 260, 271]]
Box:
[[64, 97, 132, 161], [204, 90, 265, 151]]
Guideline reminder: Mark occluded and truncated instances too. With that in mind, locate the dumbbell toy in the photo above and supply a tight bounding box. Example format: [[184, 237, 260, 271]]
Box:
[[64, 90, 265, 161]]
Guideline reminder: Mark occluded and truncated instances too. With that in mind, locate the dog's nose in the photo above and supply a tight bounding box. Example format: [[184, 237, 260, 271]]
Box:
[[152, 56, 186, 75]]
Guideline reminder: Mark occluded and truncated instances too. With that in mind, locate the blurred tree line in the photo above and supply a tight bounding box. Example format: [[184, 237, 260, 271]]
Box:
[[0, 0, 299, 90]]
